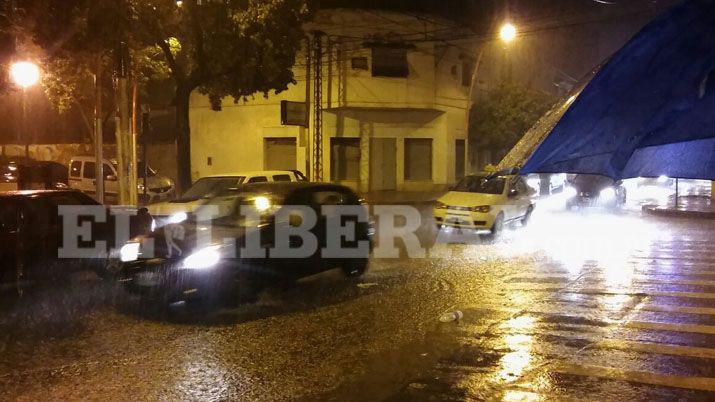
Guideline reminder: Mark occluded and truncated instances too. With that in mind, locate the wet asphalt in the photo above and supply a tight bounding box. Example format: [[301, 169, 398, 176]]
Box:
[[1, 203, 714, 401]]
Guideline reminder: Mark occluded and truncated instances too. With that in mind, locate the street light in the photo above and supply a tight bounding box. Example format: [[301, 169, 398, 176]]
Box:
[[499, 23, 517, 43], [10, 61, 41, 159], [10, 61, 40, 88], [463, 23, 518, 174]]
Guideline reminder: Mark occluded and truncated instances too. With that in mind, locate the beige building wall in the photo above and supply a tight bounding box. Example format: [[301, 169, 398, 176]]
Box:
[[189, 9, 472, 192]]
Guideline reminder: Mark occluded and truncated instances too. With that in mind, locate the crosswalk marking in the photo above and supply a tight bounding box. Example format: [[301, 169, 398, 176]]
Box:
[[552, 363, 715, 392], [639, 304, 715, 316], [625, 320, 715, 335], [595, 339, 715, 359]]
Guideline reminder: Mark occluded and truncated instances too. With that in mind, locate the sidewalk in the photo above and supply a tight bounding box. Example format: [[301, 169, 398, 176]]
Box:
[[642, 195, 715, 219], [361, 190, 447, 205]]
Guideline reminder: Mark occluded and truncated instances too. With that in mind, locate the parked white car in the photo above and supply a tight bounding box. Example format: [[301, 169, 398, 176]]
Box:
[[68, 156, 175, 204], [434, 173, 534, 236], [148, 170, 307, 227]]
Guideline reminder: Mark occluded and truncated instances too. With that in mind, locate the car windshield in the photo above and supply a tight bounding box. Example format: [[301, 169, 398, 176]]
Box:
[[452, 175, 506, 194], [175, 176, 246, 202], [201, 190, 284, 227]]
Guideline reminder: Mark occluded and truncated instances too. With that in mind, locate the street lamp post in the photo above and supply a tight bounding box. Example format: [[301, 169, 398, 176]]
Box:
[[466, 23, 517, 172], [10, 61, 40, 158]]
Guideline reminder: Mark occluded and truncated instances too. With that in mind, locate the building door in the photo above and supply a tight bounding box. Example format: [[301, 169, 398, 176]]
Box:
[[370, 138, 396, 191], [264, 138, 297, 171], [455, 139, 465, 181]]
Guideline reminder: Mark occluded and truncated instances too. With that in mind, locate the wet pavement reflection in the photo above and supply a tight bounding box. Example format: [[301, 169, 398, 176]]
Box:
[[1, 205, 714, 401]]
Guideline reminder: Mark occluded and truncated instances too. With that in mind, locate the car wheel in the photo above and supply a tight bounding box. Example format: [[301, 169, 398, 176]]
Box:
[[233, 272, 264, 304], [491, 213, 504, 236], [521, 206, 534, 226], [342, 258, 368, 278]]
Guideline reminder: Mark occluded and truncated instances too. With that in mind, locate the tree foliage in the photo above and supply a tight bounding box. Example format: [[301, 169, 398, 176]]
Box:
[[11, 0, 310, 189], [470, 82, 556, 151]]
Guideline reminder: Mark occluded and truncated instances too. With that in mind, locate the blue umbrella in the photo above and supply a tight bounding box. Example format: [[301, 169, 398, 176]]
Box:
[[519, 0, 715, 180]]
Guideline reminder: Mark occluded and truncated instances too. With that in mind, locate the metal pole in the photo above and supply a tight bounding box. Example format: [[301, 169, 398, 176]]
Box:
[[465, 48, 484, 172], [130, 81, 138, 206], [312, 31, 324, 182], [21, 88, 28, 159], [94, 59, 104, 204], [142, 108, 148, 203]]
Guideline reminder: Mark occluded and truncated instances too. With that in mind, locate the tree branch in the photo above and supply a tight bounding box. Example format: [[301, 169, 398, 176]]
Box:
[[157, 39, 184, 84]]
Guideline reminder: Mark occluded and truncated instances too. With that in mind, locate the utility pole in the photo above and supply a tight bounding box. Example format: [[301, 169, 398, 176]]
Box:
[[114, 41, 134, 205], [312, 31, 324, 182], [94, 57, 104, 203]]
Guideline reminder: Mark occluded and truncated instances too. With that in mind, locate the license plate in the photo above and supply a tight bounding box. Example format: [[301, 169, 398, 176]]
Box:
[[135, 272, 160, 287]]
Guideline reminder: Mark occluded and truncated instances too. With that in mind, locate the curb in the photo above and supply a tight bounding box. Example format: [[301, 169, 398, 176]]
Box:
[[642, 204, 715, 219]]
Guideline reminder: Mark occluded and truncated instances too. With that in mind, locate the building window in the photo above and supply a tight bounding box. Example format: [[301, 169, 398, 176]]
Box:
[[462, 60, 474, 87], [351, 57, 368, 70], [371, 47, 408, 77], [331, 138, 360, 181], [404, 138, 432, 181]]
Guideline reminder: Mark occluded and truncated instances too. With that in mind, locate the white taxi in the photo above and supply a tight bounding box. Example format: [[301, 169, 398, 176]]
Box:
[[434, 174, 534, 235]]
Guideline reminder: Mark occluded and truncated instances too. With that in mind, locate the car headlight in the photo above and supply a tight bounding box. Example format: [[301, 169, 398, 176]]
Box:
[[254, 196, 271, 212], [138, 183, 145, 191], [471, 205, 491, 213], [435, 201, 448, 210], [563, 186, 577, 198], [167, 211, 188, 224], [181, 245, 222, 270], [599, 187, 616, 201], [120, 242, 140, 262]]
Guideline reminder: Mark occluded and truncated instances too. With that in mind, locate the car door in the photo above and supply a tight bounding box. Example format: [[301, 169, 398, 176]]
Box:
[[81, 161, 97, 196], [0, 199, 21, 285], [502, 179, 519, 221], [514, 178, 531, 218], [68, 160, 83, 192], [102, 161, 119, 195]]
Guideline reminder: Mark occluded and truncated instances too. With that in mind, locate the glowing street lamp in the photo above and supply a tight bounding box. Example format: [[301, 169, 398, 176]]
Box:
[[10, 61, 41, 159], [499, 23, 517, 43], [10, 61, 40, 89]]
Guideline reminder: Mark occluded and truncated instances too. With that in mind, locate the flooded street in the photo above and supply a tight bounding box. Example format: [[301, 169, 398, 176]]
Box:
[[1, 206, 714, 401]]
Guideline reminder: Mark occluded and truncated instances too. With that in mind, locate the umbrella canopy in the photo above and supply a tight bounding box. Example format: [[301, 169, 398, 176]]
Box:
[[518, 0, 715, 180]]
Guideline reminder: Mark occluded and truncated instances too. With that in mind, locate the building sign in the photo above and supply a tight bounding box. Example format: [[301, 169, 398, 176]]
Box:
[[281, 100, 308, 127]]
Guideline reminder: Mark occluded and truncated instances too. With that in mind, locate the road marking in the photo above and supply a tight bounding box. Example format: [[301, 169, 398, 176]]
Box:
[[509, 275, 715, 286], [552, 363, 715, 392], [636, 278, 715, 287], [648, 290, 715, 300], [595, 339, 715, 359], [639, 304, 715, 316], [625, 320, 715, 335]]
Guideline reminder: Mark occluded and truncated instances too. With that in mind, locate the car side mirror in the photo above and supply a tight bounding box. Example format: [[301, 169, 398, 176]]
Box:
[[508, 188, 518, 198]]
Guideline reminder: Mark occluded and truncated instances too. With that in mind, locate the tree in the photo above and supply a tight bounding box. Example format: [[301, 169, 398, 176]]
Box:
[[470, 82, 556, 155], [132, 0, 310, 191], [12, 0, 310, 191]]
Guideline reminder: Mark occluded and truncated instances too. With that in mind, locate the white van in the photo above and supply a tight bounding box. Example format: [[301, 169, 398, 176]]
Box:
[[68, 156, 175, 203]]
